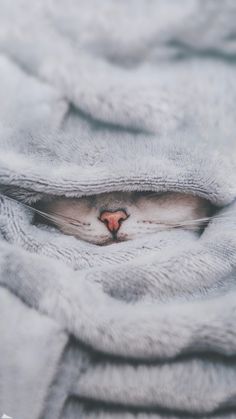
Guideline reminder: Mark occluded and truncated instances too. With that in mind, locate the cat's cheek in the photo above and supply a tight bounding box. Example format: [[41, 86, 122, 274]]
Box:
[[117, 223, 138, 241], [83, 222, 111, 245]]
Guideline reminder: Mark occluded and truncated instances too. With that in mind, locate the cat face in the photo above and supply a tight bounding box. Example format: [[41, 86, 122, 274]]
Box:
[[35, 191, 212, 245]]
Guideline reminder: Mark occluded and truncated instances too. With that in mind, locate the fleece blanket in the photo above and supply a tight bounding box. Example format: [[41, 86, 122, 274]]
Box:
[[1, 1, 236, 418]]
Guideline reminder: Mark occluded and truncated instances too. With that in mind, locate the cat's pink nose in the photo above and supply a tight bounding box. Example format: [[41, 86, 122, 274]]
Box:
[[99, 209, 128, 234]]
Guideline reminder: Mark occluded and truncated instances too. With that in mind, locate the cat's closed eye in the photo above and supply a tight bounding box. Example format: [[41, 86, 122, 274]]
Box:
[[33, 191, 214, 245]]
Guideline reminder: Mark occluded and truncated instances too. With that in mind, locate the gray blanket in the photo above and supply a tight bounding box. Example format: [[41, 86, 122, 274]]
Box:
[[0, 1, 236, 418]]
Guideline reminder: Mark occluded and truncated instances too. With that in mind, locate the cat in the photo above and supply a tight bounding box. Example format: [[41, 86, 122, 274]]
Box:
[[34, 191, 213, 245]]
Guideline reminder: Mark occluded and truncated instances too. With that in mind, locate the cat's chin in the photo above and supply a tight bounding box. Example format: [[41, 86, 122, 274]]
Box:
[[96, 236, 129, 246]]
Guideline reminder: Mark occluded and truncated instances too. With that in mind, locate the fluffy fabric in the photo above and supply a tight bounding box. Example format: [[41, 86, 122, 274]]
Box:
[[0, 1, 236, 418]]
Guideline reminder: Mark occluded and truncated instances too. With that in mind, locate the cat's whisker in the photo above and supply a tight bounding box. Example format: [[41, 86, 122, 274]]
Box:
[[40, 215, 91, 236], [34, 210, 81, 230], [169, 219, 210, 227], [176, 212, 236, 227], [31, 208, 83, 229], [34, 206, 86, 226], [45, 209, 90, 226], [3, 195, 87, 226], [162, 211, 236, 228], [3, 195, 104, 239], [207, 211, 236, 220]]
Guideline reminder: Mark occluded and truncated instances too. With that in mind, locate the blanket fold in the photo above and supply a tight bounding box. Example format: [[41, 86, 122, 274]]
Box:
[[0, 1, 236, 418]]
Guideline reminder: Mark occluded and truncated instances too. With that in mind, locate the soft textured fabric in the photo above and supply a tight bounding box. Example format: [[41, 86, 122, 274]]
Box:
[[0, 1, 236, 418]]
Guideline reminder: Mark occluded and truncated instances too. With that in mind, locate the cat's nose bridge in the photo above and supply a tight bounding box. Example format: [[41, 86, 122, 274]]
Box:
[[99, 209, 128, 234]]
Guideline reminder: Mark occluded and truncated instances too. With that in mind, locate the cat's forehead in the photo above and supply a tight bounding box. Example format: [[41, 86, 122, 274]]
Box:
[[84, 191, 135, 208], [73, 191, 206, 210]]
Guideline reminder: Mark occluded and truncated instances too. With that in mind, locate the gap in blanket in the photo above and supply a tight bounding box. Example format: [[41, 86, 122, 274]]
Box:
[[32, 190, 215, 245]]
